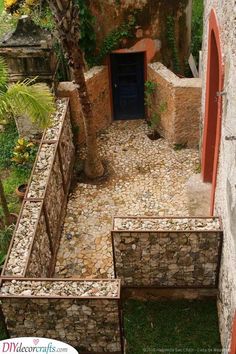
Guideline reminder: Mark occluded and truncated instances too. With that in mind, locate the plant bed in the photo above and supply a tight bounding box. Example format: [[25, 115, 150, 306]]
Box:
[[124, 299, 221, 354], [147, 130, 162, 141]]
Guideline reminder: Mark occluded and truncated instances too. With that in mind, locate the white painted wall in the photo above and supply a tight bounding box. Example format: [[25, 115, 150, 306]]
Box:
[[201, 0, 236, 351]]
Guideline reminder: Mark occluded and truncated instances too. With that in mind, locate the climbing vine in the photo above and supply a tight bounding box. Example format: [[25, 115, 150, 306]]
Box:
[[191, 0, 204, 65], [166, 16, 180, 74], [74, 0, 97, 68], [144, 80, 167, 132], [95, 15, 136, 65]]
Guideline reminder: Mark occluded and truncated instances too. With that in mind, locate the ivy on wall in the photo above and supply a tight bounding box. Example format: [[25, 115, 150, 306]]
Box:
[[75, 0, 97, 68], [95, 15, 136, 65], [191, 0, 203, 65], [166, 16, 180, 74]]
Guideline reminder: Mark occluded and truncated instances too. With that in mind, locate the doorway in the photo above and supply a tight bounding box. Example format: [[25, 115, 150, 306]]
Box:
[[110, 52, 145, 120], [201, 10, 224, 214]]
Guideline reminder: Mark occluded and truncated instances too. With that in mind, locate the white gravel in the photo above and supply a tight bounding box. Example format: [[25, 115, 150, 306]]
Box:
[[114, 217, 222, 231], [4, 201, 42, 276], [43, 99, 68, 141], [0, 280, 120, 298]]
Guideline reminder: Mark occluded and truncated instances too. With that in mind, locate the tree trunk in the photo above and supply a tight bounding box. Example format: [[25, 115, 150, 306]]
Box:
[[0, 177, 11, 226], [48, 0, 104, 179]]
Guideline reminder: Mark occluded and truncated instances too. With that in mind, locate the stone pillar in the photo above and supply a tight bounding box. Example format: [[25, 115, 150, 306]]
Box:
[[57, 82, 86, 144]]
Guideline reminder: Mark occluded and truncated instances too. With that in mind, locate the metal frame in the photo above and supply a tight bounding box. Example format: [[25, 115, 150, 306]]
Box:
[[111, 220, 223, 289], [1, 98, 75, 278], [0, 278, 121, 300]]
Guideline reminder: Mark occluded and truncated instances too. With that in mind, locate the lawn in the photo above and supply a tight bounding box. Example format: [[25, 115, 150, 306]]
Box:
[[0, 0, 4, 13], [124, 299, 221, 354], [0, 122, 37, 266], [0, 123, 32, 220]]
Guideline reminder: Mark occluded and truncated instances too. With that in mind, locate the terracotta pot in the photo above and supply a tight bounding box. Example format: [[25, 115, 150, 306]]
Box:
[[9, 213, 18, 224], [15, 184, 28, 200]]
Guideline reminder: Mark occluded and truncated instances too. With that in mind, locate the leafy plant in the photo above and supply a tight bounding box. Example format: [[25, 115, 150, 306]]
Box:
[[166, 16, 180, 74], [12, 138, 37, 165], [75, 0, 96, 68], [173, 142, 187, 150], [0, 122, 18, 168], [144, 80, 167, 132], [95, 15, 136, 65], [0, 57, 55, 129], [191, 0, 204, 66], [0, 224, 14, 260], [0, 57, 53, 225], [29, 3, 54, 31]]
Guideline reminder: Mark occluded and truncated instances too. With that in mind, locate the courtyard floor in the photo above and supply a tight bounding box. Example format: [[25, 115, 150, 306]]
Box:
[[55, 120, 199, 278]]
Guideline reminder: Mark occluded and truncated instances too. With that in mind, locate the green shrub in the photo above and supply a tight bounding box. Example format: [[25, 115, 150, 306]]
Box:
[[191, 0, 204, 65], [0, 123, 18, 169]]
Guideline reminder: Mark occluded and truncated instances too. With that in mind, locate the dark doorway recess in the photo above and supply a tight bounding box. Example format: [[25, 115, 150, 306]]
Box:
[[110, 52, 145, 120]]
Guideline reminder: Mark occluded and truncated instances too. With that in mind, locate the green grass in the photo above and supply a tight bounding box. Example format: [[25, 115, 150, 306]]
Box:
[[0, 123, 33, 219], [124, 299, 221, 354], [0, 123, 18, 169], [0, 317, 7, 340], [0, 0, 4, 14]]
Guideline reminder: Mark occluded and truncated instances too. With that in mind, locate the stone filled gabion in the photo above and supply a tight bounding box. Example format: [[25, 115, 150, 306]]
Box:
[[4, 201, 42, 276], [0, 280, 119, 298], [27, 144, 56, 198], [44, 99, 67, 141], [3, 99, 70, 277], [27, 99, 68, 199], [114, 217, 221, 231]]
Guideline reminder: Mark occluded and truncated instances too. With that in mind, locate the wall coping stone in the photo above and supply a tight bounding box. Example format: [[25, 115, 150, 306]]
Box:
[[149, 62, 202, 88], [0, 279, 120, 299], [113, 216, 222, 232]]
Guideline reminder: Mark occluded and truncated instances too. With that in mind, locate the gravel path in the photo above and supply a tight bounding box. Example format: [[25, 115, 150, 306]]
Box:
[[55, 120, 199, 278]]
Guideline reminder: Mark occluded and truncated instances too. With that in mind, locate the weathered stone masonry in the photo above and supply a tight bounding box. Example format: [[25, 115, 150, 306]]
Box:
[[0, 279, 122, 353], [57, 66, 112, 145], [148, 63, 202, 148], [112, 217, 222, 287]]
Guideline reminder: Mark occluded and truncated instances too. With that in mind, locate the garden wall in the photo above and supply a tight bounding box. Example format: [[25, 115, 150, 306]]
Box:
[[148, 62, 202, 147], [1, 99, 75, 278], [0, 279, 122, 353], [0, 99, 123, 352], [112, 217, 222, 287], [57, 66, 112, 144]]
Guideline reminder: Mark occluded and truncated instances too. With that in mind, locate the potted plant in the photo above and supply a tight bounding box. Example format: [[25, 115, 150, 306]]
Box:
[[12, 138, 38, 199], [0, 57, 55, 221]]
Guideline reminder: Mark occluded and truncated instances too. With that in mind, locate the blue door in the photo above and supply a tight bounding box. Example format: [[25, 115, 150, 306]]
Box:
[[111, 52, 145, 120]]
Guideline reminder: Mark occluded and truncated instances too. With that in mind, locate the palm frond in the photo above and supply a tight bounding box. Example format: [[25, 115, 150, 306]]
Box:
[[6, 81, 56, 129], [0, 56, 8, 90], [0, 90, 12, 123]]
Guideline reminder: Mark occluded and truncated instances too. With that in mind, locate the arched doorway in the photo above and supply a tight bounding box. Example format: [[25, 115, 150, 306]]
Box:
[[201, 10, 224, 215]]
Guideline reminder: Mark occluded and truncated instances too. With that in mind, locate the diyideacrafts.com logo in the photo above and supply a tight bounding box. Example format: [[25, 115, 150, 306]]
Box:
[[0, 337, 79, 353]]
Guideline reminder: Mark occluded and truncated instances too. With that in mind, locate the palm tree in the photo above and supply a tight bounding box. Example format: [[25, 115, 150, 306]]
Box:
[[47, 0, 104, 179], [0, 57, 55, 225], [0, 57, 55, 129], [4, 1, 104, 178]]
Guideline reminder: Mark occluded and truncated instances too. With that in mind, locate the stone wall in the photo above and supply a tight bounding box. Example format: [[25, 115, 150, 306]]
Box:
[[0, 279, 122, 353], [201, 0, 236, 350], [148, 62, 202, 147], [1, 99, 75, 278], [89, 0, 192, 73], [57, 66, 112, 145], [112, 217, 222, 287]]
